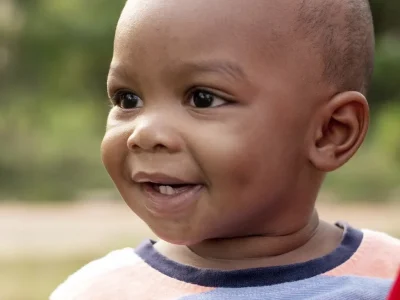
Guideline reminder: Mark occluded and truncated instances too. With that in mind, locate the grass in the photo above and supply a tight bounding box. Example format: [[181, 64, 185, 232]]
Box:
[[1, 255, 94, 300], [1, 238, 141, 300]]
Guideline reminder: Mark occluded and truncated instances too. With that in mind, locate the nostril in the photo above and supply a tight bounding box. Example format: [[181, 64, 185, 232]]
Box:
[[126, 122, 182, 153], [128, 143, 141, 152], [127, 138, 140, 151], [128, 143, 167, 152], [153, 144, 166, 151]]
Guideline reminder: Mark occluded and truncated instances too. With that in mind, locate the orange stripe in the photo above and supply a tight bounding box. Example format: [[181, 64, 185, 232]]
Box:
[[77, 260, 214, 299], [324, 230, 400, 279]]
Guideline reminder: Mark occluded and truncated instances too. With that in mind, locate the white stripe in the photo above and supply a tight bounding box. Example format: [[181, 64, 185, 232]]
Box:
[[50, 248, 141, 300]]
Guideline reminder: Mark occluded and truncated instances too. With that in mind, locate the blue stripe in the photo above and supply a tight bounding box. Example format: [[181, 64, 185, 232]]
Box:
[[178, 275, 393, 300], [135, 224, 363, 287]]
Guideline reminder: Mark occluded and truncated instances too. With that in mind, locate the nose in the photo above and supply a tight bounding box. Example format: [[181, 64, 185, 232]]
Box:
[[127, 114, 182, 153]]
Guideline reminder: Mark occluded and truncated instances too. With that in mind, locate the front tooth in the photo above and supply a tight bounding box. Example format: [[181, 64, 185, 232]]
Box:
[[159, 185, 175, 195], [166, 186, 175, 195], [159, 185, 166, 194]]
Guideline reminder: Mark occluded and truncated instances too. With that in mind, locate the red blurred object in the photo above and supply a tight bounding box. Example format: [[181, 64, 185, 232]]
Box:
[[388, 270, 400, 300]]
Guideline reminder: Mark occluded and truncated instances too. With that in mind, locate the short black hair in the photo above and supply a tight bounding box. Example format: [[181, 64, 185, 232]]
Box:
[[296, 0, 375, 95]]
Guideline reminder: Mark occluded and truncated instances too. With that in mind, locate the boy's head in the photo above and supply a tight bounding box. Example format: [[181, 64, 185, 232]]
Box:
[[102, 0, 374, 245]]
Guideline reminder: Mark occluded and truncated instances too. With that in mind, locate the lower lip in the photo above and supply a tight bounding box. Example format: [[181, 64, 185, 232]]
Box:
[[141, 184, 203, 216]]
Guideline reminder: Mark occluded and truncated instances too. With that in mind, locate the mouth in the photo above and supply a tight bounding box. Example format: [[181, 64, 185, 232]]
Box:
[[141, 182, 203, 216], [145, 183, 196, 195], [132, 172, 204, 215]]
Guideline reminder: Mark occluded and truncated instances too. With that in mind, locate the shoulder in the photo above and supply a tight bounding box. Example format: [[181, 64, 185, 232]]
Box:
[[49, 248, 141, 300], [362, 229, 400, 246], [326, 227, 400, 279], [360, 229, 400, 264]]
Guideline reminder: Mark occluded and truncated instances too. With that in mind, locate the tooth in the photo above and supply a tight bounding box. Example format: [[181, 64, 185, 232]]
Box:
[[158, 185, 176, 195], [166, 186, 175, 195], [159, 185, 166, 194]]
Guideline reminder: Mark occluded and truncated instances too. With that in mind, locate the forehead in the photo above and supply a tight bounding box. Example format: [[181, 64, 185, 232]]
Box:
[[112, 0, 298, 72], [118, 0, 296, 36]]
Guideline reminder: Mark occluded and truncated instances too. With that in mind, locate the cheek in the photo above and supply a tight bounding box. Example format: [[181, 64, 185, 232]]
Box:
[[185, 112, 307, 237], [101, 127, 130, 181], [190, 108, 306, 207], [210, 133, 284, 210], [101, 129, 149, 220], [193, 115, 289, 187]]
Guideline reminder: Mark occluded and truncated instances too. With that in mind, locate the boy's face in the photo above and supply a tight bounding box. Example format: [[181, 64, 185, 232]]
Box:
[[102, 0, 321, 244]]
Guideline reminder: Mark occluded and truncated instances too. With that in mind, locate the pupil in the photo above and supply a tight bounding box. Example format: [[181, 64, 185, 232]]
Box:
[[194, 91, 213, 108], [121, 93, 138, 108]]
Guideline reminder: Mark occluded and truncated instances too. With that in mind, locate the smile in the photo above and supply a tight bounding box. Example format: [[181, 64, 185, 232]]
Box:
[[141, 183, 203, 216], [132, 172, 204, 216], [150, 183, 195, 195]]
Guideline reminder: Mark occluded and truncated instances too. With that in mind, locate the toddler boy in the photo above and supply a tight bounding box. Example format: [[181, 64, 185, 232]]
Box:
[[51, 0, 400, 299]]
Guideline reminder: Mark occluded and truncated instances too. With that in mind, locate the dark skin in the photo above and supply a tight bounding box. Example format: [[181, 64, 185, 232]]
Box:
[[102, 0, 369, 269]]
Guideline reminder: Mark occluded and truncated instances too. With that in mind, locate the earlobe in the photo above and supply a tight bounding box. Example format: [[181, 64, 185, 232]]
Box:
[[309, 92, 369, 172]]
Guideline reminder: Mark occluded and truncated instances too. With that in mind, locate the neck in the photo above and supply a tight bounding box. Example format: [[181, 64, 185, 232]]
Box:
[[155, 211, 343, 269], [189, 210, 320, 261]]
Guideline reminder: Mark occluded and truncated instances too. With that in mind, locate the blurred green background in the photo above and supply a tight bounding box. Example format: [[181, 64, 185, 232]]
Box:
[[0, 0, 399, 299]]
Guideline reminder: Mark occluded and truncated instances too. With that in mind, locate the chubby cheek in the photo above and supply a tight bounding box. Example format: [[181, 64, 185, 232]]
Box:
[[101, 127, 127, 179], [206, 135, 279, 218], [101, 126, 144, 216], [204, 113, 287, 186], [187, 113, 301, 237]]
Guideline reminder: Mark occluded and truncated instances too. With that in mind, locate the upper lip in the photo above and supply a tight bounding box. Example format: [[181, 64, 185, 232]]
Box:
[[132, 171, 196, 185]]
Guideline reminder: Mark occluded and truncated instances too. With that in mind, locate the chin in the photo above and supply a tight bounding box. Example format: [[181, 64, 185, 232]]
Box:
[[150, 226, 205, 246]]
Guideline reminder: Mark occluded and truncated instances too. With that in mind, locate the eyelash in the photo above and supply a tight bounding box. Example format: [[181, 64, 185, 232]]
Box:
[[109, 88, 232, 109], [187, 88, 228, 103], [110, 90, 132, 106]]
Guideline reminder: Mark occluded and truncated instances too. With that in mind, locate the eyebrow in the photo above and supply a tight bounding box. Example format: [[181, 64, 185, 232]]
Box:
[[108, 64, 130, 81], [179, 60, 247, 81], [107, 60, 247, 85]]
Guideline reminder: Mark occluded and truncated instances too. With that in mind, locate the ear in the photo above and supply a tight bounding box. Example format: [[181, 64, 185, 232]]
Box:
[[308, 91, 369, 172]]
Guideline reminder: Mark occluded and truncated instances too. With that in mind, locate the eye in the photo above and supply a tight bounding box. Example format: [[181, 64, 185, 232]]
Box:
[[112, 91, 143, 109], [189, 90, 228, 108]]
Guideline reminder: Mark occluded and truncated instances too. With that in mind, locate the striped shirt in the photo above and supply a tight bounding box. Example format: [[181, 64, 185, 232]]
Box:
[[50, 224, 400, 299]]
